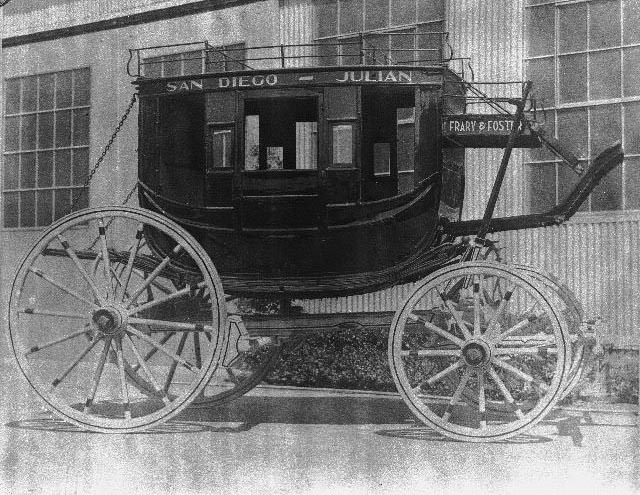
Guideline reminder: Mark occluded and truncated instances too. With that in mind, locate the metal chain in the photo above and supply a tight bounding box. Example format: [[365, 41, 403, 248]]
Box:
[[69, 93, 138, 215]]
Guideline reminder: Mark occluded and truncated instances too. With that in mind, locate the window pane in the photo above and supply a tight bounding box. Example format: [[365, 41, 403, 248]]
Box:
[[589, 50, 621, 100], [39, 73, 55, 110], [374, 143, 391, 175], [55, 149, 72, 186], [624, 102, 640, 154], [527, 5, 555, 57], [317, 0, 338, 37], [183, 52, 203, 76], [4, 192, 19, 227], [340, 0, 363, 34], [590, 104, 621, 156], [38, 112, 54, 150], [36, 190, 53, 227], [73, 108, 90, 146], [318, 40, 338, 66], [529, 115, 556, 162], [391, 0, 414, 26], [589, 0, 620, 50], [38, 151, 54, 187], [72, 148, 89, 185], [624, 0, 640, 44], [211, 129, 233, 169], [526, 57, 555, 106], [391, 30, 415, 65], [244, 115, 259, 170], [557, 108, 588, 157], [73, 68, 91, 106], [591, 161, 622, 211], [5, 116, 20, 151], [70, 188, 89, 211], [54, 189, 70, 220], [417, 0, 443, 23], [56, 71, 72, 108], [623, 46, 640, 96], [624, 158, 640, 209], [266, 147, 283, 170], [21, 114, 37, 150], [559, 3, 587, 54], [21, 191, 35, 227], [163, 56, 181, 77], [6, 79, 21, 114], [365, 0, 388, 31], [528, 162, 556, 213], [559, 54, 587, 103], [4, 154, 20, 189], [55, 110, 72, 148], [341, 37, 362, 65], [20, 152, 36, 188], [22, 76, 38, 112], [296, 122, 317, 170], [558, 159, 582, 204], [363, 34, 388, 64], [144, 56, 163, 78], [332, 124, 353, 165], [416, 23, 443, 62]]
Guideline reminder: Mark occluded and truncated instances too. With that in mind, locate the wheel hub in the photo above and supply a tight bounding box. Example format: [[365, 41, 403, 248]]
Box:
[[92, 305, 127, 335], [462, 340, 492, 368]]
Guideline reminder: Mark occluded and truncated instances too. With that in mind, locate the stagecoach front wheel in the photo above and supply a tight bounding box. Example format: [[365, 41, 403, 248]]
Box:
[[388, 261, 570, 442], [8, 206, 227, 433]]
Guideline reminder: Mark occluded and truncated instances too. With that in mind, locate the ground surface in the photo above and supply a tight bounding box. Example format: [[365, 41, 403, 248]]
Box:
[[0, 358, 638, 495]]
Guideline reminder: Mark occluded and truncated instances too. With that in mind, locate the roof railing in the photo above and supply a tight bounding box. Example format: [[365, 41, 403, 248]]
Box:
[[127, 32, 453, 77]]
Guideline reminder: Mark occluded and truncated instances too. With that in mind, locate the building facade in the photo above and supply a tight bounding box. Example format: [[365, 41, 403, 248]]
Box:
[[2, 0, 638, 348]]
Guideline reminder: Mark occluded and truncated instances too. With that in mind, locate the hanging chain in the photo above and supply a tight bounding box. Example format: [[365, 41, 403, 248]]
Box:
[[69, 93, 138, 214]]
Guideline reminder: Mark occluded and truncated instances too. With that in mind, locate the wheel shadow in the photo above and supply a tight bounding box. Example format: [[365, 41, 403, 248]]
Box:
[[5, 415, 252, 434], [375, 427, 553, 444]]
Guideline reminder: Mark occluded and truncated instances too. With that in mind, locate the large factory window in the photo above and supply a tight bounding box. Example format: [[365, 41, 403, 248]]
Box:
[[315, 0, 444, 66], [3, 68, 91, 228], [526, 0, 640, 213]]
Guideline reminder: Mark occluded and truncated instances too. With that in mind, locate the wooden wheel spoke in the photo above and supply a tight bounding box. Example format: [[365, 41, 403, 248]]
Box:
[[26, 327, 93, 356], [163, 333, 189, 392], [28, 268, 98, 309], [119, 224, 144, 302], [113, 337, 132, 419], [132, 331, 175, 372], [129, 317, 214, 333], [426, 359, 465, 386], [128, 282, 207, 315], [19, 308, 88, 320], [56, 234, 104, 304], [487, 366, 524, 419], [123, 334, 171, 404], [494, 345, 556, 356], [409, 313, 465, 347], [97, 218, 111, 283], [126, 245, 183, 307], [400, 349, 461, 357], [491, 357, 543, 389], [193, 333, 202, 369], [127, 325, 197, 373], [493, 311, 539, 343], [85, 336, 113, 413], [477, 371, 486, 429], [442, 368, 472, 422], [436, 289, 472, 340], [473, 276, 481, 337], [50, 337, 101, 389]]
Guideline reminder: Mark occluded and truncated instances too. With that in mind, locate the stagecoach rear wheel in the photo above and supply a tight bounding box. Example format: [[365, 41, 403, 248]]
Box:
[[8, 206, 227, 433], [388, 261, 570, 442]]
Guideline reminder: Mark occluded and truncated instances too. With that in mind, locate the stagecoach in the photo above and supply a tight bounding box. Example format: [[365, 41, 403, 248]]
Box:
[[8, 34, 624, 441]]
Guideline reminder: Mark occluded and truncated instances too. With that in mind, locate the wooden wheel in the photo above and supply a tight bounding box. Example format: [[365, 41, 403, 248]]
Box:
[[508, 265, 588, 401], [8, 206, 227, 433], [388, 261, 570, 442]]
